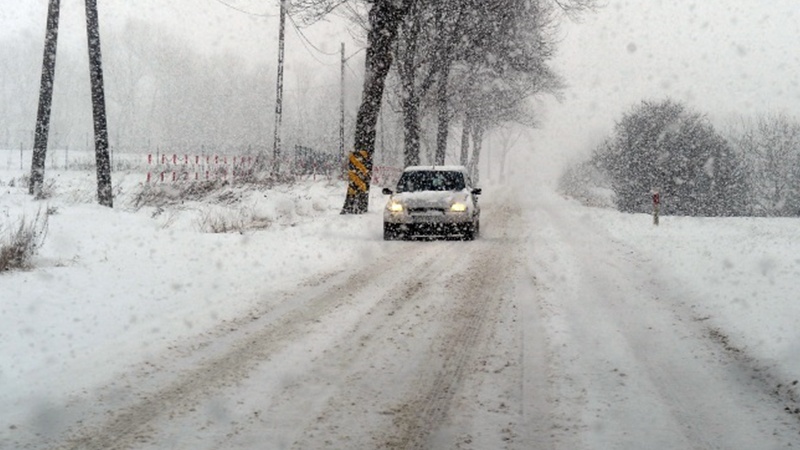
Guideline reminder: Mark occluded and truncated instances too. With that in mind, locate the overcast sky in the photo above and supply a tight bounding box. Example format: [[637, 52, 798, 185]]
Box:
[[0, 0, 352, 70], [539, 0, 800, 161], [3, 0, 800, 167]]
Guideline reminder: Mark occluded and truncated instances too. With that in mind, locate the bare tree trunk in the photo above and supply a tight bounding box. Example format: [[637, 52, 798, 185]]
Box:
[[85, 0, 113, 207], [434, 63, 450, 165], [30, 0, 61, 197], [468, 122, 483, 184], [497, 128, 521, 184], [402, 94, 421, 167], [460, 113, 471, 167], [398, 7, 421, 168], [341, 0, 415, 214]]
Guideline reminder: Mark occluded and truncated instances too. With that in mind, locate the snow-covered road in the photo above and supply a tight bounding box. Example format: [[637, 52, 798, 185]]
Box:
[[3, 175, 800, 449], [524, 195, 799, 449], [50, 201, 531, 449]]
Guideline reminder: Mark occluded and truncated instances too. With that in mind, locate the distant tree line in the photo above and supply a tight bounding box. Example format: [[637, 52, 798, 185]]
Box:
[[0, 19, 355, 157], [731, 113, 800, 216], [561, 98, 800, 217]]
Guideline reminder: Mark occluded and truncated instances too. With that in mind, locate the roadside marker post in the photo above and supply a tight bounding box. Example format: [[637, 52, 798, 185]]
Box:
[[652, 191, 660, 226]]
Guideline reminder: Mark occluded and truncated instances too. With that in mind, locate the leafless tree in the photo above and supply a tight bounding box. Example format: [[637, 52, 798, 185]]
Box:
[[729, 113, 800, 216], [339, 0, 417, 214]]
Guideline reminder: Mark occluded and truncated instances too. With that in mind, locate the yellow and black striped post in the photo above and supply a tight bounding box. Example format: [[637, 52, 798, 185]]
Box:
[[341, 150, 372, 214]]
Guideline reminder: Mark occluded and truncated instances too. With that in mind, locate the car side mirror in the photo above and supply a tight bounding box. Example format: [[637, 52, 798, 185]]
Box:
[[472, 188, 482, 195], [382, 188, 393, 195]]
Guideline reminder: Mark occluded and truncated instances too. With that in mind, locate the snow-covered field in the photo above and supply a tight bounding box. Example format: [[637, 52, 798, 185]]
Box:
[[603, 208, 800, 379], [1, 161, 799, 448]]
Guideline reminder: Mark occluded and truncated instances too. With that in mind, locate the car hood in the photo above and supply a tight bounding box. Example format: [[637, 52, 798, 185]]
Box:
[[391, 190, 470, 208]]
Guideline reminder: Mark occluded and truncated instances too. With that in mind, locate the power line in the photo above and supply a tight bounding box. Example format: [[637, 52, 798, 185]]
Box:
[[210, 0, 361, 71], [287, 14, 341, 61], [343, 59, 361, 80], [284, 82, 341, 93], [209, 0, 277, 18]]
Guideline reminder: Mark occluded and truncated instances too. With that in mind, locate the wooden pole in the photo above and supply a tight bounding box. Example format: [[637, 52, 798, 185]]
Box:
[[340, 42, 346, 180], [272, 0, 287, 177], [30, 0, 61, 197], [85, 0, 113, 207]]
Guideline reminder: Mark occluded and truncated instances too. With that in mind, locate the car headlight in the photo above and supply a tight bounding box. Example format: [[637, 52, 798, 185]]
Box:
[[450, 202, 467, 212], [388, 201, 404, 213]]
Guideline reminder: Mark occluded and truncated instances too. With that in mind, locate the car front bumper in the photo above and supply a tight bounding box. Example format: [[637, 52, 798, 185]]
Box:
[[384, 222, 475, 237], [384, 210, 473, 225], [383, 209, 478, 237]]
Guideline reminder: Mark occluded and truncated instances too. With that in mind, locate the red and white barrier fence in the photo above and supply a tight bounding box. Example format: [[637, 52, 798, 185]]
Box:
[[146, 153, 257, 183], [145, 152, 403, 187]]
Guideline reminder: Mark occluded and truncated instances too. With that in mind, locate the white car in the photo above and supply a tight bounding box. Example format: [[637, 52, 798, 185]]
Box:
[[382, 165, 481, 240]]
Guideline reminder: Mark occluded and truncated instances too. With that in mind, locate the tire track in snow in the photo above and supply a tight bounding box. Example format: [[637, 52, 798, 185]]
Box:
[[264, 244, 475, 449], [383, 275, 493, 449], [377, 206, 522, 449], [253, 202, 525, 449], [53, 249, 444, 450]]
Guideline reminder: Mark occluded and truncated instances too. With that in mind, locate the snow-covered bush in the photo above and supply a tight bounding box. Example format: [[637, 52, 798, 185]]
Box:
[[589, 99, 749, 216], [196, 205, 272, 234], [131, 181, 226, 209]]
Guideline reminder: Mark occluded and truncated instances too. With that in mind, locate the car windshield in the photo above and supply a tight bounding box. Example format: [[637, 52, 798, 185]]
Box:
[[395, 170, 466, 193]]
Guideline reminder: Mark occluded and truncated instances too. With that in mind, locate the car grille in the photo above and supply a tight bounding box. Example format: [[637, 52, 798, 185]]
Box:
[[408, 207, 446, 215]]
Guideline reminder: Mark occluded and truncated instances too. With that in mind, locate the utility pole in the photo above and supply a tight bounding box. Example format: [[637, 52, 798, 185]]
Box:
[[85, 0, 113, 207], [272, 0, 287, 177], [339, 42, 345, 179], [30, 0, 61, 197], [339, 44, 366, 179]]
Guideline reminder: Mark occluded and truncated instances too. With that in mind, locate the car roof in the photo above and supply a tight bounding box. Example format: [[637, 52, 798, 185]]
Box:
[[403, 165, 468, 173]]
